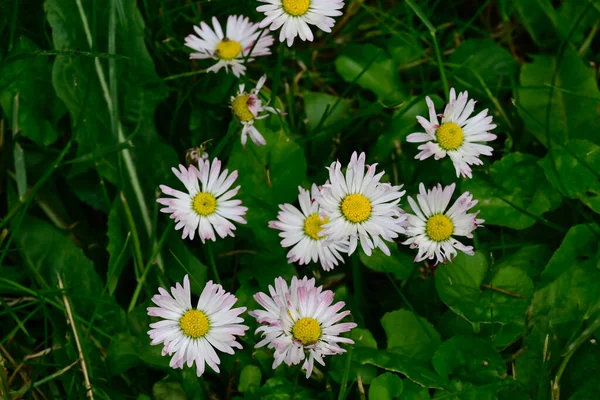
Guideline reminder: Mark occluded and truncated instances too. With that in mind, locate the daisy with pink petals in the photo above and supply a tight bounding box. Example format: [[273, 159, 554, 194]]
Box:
[[269, 184, 350, 271], [230, 74, 281, 147], [147, 275, 249, 376], [406, 88, 497, 178], [157, 157, 247, 242], [249, 276, 356, 378], [184, 15, 274, 77], [402, 183, 484, 264]]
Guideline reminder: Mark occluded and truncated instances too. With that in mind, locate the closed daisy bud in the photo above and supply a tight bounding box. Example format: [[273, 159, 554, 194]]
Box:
[[249, 276, 357, 378], [402, 183, 484, 264], [406, 88, 497, 179], [157, 158, 247, 242], [184, 15, 274, 77], [147, 275, 249, 376]]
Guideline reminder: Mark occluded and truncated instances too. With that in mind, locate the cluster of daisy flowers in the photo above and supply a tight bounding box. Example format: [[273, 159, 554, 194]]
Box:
[[148, 274, 356, 378], [150, 0, 499, 381], [184, 2, 345, 148]]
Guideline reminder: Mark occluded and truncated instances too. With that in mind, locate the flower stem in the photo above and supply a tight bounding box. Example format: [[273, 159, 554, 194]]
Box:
[[206, 242, 221, 285]]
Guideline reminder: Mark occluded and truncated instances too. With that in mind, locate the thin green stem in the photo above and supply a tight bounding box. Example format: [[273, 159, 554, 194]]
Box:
[[336, 345, 353, 400], [206, 242, 221, 285], [431, 32, 449, 99]]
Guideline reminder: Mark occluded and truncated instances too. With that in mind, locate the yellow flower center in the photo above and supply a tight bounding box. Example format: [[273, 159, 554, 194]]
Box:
[[292, 317, 321, 346], [341, 194, 372, 223], [436, 122, 464, 151], [231, 94, 254, 122], [192, 192, 217, 216], [282, 0, 310, 16], [215, 38, 242, 60], [179, 309, 210, 339], [303, 213, 329, 240], [426, 214, 454, 242]]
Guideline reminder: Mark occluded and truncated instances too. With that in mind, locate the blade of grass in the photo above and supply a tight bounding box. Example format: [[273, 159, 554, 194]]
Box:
[[11, 94, 27, 200]]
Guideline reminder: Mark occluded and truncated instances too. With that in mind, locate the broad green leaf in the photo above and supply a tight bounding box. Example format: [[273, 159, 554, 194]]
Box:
[[462, 153, 562, 229], [329, 328, 378, 385], [436, 311, 524, 350], [46, 0, 168, 181], [0, 36, 65, 145], [449, 39, 518, 86], [106, 333, 140, 376], [303, 92, 352, 132], [517, 48, 600, 147], [238, 365, 262, 393], [381, 309, 441, 361], [165, 232, 208, 295], [387, 33, 424, 67], [432, 336, 506, 384], [369, 373, 404, 400], [335, 44, 404, 103], [359, 246, 415, 281], [494, 244, 553, 280], [152, 382, 187, 400], [539, 139, 600, 214], [435, 252, 534, 327], [252, 377, 316, 399], [12, 216, 125, 334], [514, 0, 561, 49], [402, 380, 431, 400], [432, 380, 517, 400], [356, 348, 446, 389]]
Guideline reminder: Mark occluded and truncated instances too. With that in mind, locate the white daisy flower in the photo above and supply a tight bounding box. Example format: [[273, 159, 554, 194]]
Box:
[[230, 74, 281, 147], [184, 15, 274, 77], [249, 276, 356, 378], [157, 158, 248, 242], [402, 183, 484, 264], [257, 0, 345, 47], [406, 88, 497, 178], [147, 275, 249, 376], [269, 184, 349, 271], [317, 151, 407, 257]]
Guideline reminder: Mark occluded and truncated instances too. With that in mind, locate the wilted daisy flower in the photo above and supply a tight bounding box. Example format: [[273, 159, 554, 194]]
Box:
[[157, 158, 247, 242], [249, 276, 356, 378], [184, 15, 274, 77], [317, 151, 407, 257], [406, 88, 497, 178], [147, 275, 249, 376], [402, 183, 483, 264], [230, 74, 281, 147], [257, 0, 345, 46], [269, 184, 349, 271]]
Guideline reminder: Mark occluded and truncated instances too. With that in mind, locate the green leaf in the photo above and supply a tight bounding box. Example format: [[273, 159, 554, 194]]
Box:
[[0, 36, 66, 145], [359, 246, 415, 281], [368, 373, 404, 400], [432, 380, 517, 400], [381, 309, 441, 361], [335, 44, 404, 103], [461, 153, 562, 229], [435, 251, 534, 327], [539, 139, 600, 214], [238, 365, 262, 393], [494, 244, 553, 280], [517, 48, 600, 147], [107, 198, 130, 294], [45, 0, 168, 180], [401, 380, 431, 400], [152, 381, 187, 400], [165, 232, 208, 295], [12, 216, 125, 334], [356, 348, 445, 389], [514, 0, 561, 49], [303, 91, 352, 132], [432, 336, 506, 384], [329, 328, 378, 385], [449, 39, 518, 86]]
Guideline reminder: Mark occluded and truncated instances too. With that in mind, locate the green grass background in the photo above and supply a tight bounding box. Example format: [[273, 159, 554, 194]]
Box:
[[1, 0, 600, 399]]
